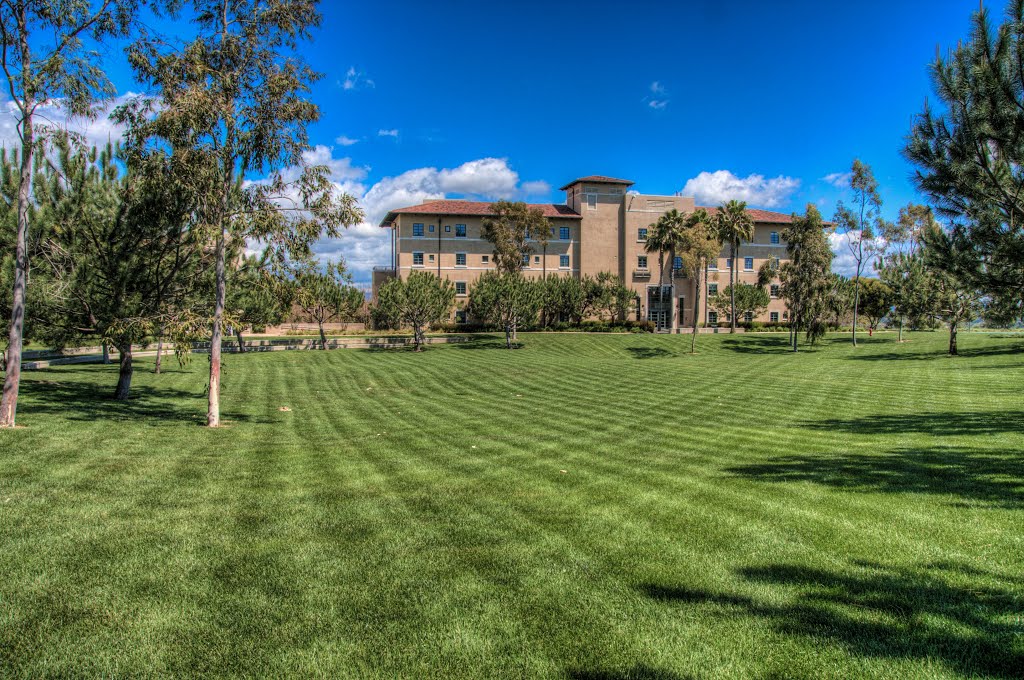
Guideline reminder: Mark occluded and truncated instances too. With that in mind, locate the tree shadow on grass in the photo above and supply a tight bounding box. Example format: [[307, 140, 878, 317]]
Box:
[[804, 410, 1024, 437], [726, 446, 1024, 508], [640, 560, 1024, 679], [718, 335, 799, 354], [19, 368, 263, 426], [843, 340, 1024, 362], [450, 334, 521, 350], [626, 346, 676, 359]]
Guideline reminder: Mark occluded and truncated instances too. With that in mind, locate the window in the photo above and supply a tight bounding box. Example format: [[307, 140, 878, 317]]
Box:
[[560, 254, 570, 268], [783, 311, 789, 320], [412, 252, 424, 266], [708, 283, 718, 295], [455, 281, 467, 296], [744, 311, 753, 323], [429, 224, 435, 233], [708, 311, 718, 324], [709, 259, 718, 270], [456, 252, 467, 267], [522, 253, 530, 266], [770, 311, 779, 323], [726, 258, 733, 269], [770, 231, 780, 245], [560, 226, 570, 240], [744, 257, 754, 270], [673, 256, 683, 271], [413, 223, 424, 237], [534, 255, 541, 264], [481, 255, 489, 264], [637, 227, 648, 242], [587, 194, 597, 210], [445, 225, 451, 233], [770, 284, 780, 298], [455, 309, 467, 323], [525, 228, 531, 239], [428, 254, 435, 262], [637, 255, 648, 269], [455, 224, 466, 238]]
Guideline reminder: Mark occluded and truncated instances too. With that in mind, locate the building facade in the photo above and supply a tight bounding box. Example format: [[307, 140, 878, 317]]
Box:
[[373, 175, 794, 329]]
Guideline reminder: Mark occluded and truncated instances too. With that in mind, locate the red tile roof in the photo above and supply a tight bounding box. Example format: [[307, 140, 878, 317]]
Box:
[[558, 175, 635, 191], [699, 206, 795, 224], [380, 200, 581, 226]]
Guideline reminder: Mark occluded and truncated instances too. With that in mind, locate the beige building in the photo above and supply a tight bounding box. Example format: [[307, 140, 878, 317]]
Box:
[[373, 175, 794, 329]]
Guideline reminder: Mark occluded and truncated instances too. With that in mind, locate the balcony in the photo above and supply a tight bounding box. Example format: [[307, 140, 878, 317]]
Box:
[[373, 266, 396, 273], [633, 268, 652, 278]]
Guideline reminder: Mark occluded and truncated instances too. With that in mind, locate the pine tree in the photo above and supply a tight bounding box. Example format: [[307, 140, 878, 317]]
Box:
[[779, 205, 834, 351], [0, 0, 136, 427]]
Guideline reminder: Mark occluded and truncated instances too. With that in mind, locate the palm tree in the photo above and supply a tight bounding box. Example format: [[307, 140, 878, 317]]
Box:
[[646, 209, 688, 330], [714, 200, 755, 333]]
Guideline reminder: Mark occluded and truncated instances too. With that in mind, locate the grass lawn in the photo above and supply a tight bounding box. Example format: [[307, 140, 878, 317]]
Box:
[[1, 332, 1022, 678]]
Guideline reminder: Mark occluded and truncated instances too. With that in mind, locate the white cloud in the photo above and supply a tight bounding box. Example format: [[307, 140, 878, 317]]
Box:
[[340, 66, 375, 91], [822, 171, 851, 189], [681, 170, 800, 208], [335, 135, 359, 146], [520, 180, 551, 197], [829, 230, 885, 278], [294, 155, 540, 284], [1, 90, 138, 151], [377, 128, 399, 138], [645, 81, 669, 110]]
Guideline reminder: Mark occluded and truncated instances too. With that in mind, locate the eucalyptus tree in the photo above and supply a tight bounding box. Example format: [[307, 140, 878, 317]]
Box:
[[877, 204, 936, 341], [0, 0, 136, 427], [117, 0, 363, 426], [481, 200, 547, 339], [779, 205, 833, 351], [294, 259, 364, 349], [905, 1, 1024, 326], [481, 200, 548, 274], [833, 160, 889, 346], [468, 272, 541, 349], [374, 271, 455, 351], [675, 208, 720, 352], [714, 200, 755, 333]]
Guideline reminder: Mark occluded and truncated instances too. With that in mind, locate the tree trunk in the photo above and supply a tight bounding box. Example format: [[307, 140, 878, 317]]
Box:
[[318, 321, 327, 349], [102, 342, 110, 364], [235, 328, 245, 353], [792, 313, 799, 352], [668, 247, 676, 332], [729, 240, 737, 334], [207, 224, 226, 427], [505, 323, 513, 349], [898, 316, 904, 343], [114, 343, 133, 401], [154, 331, 164, 374], [852, 273, 861, 347], [948, 322, 958, 356], [691, 269, 701, 354], [0, 104, 32, 429], [414, 324, 423, 351]]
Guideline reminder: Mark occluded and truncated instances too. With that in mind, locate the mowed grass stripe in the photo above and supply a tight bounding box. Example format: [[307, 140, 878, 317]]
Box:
[[1, 331, 1022, 678]]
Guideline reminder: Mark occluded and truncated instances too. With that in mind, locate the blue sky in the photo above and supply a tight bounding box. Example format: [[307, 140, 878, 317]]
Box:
[[0, 0, 1005, 283]]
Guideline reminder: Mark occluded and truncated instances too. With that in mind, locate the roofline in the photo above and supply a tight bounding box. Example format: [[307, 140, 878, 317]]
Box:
[[558, 177, 635, 191], [379, 203, 583, 227]]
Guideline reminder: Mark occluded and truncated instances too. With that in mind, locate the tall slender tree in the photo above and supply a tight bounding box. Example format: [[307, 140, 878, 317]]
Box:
[[779, 205, 833, 352], [119, 0, 363, 426], [833, 160, 887, 347], [714, 200, 755, 334], [675, 208, 720, 352], [0, 0, 136, 427]]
